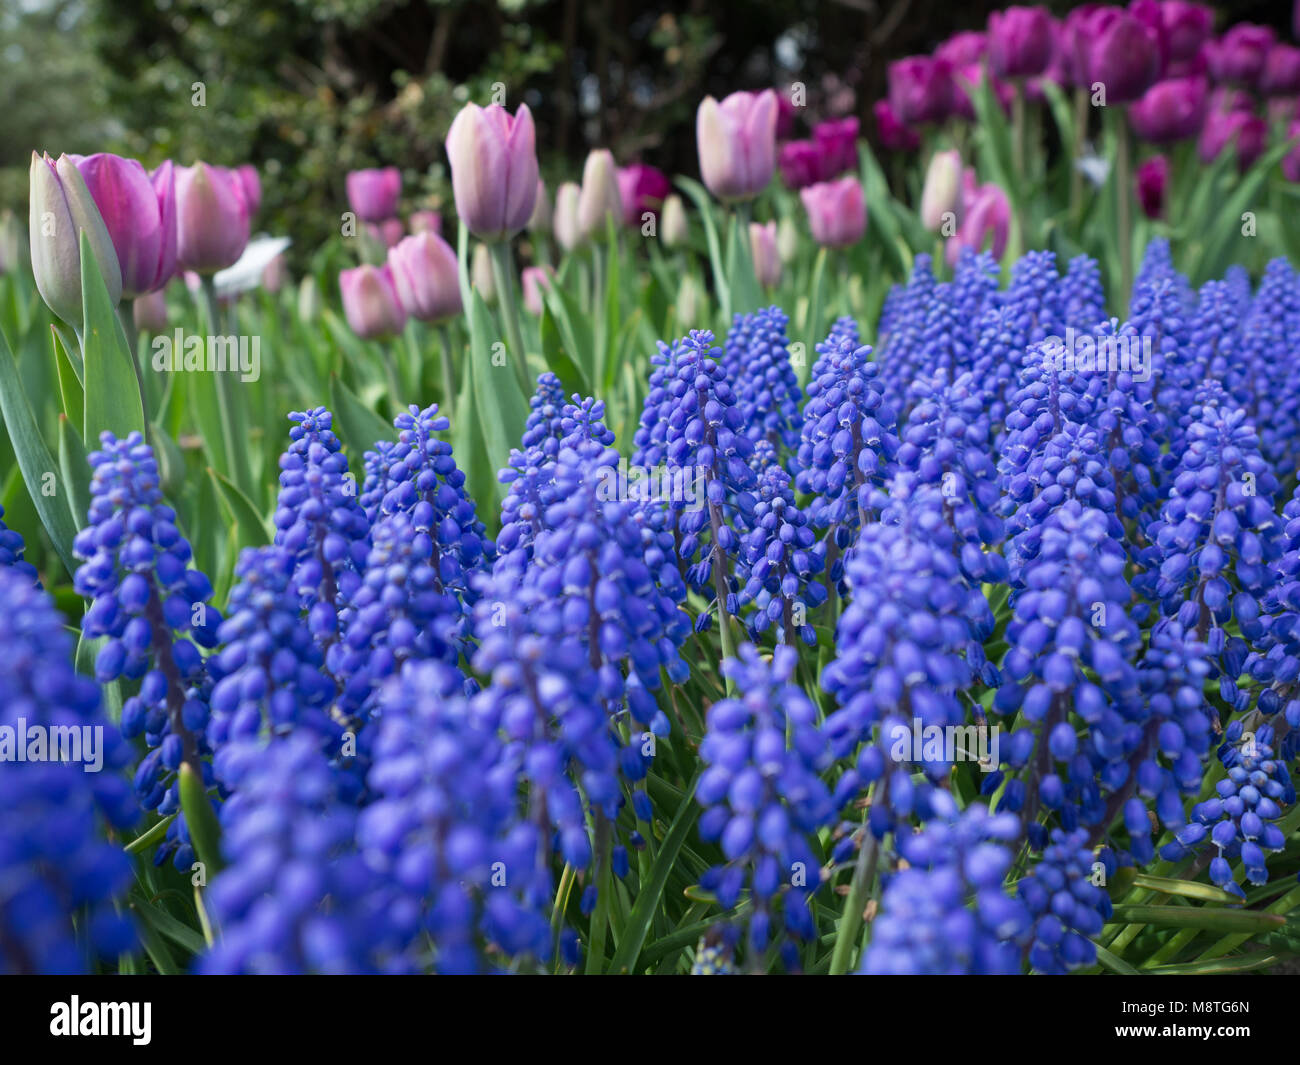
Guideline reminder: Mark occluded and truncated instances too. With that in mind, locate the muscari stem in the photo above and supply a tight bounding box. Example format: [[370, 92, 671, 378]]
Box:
[[436, 324, 457, 422]]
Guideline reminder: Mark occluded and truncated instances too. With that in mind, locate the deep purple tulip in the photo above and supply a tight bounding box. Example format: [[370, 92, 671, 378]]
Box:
[[445, 103, 539, 241], [873, 100, 921, 152], [346, 167, 401, 224], [175, 161, 250, 274], [1198, 108, 1268, 170], [1078, 8, 1163, 104], [696, 90, 779, 202], [387, 231, 461, 324], [235, 164, 261, 216], [937, 31, 988, 68], [800, 176, 866, 248], [1206, 25, 1276, 89], [617, 163, 672, 227], [339, 263, 406, 339], [1134, 1, 1213, 65], [779, 141, 824, 189], [1060, 4, 1105, 87], [775, 91, 799, 140], [1261, 45, 1300, 96], [70, 153, 177, 300], [812, 117, 860, 179], [1128, 76, 1209, 142], [988, 6, 1055, 79], [888, 56, 955, 126], [1135, 154, 1169, 217]]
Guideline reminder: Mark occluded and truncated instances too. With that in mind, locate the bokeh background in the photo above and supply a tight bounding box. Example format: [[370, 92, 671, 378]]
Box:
[[0, 0, 1291, 263]]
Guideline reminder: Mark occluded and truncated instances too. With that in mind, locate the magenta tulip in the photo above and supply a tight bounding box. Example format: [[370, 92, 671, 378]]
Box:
[[1128, 76, 1209, 142], [779, 142, 824, 189], [1198, 108, 1268, 170], [775, 91, 798, 140], [1282, 120, 1300, 182], [812, 117, 860, 179], [1136, 1, 1213, 65], [800, 176, 866, 248], [346, 167, 401, 224], [617, 163, 671, 228], [937, 31, 988, 68], [445, 103, 539, 242], [70, 153, 177, 300], [387, 231, 462, 324], [696, 90, 779, 202], [1077, 8, 1163, 104], [888, 56, 954, 125], [1135, 155, 1169, 218], [1261, 45, 1300, 96], [1206, 25, 1276, 88], [988, 6, 1055, 79], [175, 161, 250, 274], [339, 263, 406, 339]]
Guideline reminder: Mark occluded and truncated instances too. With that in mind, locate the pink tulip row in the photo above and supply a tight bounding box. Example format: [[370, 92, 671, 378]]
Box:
[[28, 153, 260, 327]]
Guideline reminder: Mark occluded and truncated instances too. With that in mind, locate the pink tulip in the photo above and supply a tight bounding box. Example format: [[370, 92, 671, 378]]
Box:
[[339, 263, 406, 339], [948, 183, 1010, 264], [410, 210, 443, 235], [800, 176, 866, 248], [261, 253, 286, 294], [175, 161, 250, 274], [521, 265, 555, 315], [387, 231, 462, 323], [696, 90, 779, 202], [346, 167, 401, 223], [445, 102, 539, 242], [132, 288, 169, 333], [366, 218, 405, 248], [748, 222, 781, 289], [236, 164, 261, 216], [70, 153, 177, 299]]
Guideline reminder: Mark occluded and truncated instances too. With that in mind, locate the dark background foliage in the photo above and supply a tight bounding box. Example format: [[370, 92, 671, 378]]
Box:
[[0, 0, 1292, 258]]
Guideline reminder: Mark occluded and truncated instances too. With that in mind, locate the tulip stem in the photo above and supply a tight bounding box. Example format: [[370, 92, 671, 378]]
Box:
[[436, 325, 457, 422], [116, 303, 150, 429], [1069, 87, 1088, 230], [487, 241, 533, 396], [1115, 115, 1133, 314]]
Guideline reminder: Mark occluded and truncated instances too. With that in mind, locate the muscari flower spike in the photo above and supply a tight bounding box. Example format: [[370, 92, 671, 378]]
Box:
[[1018, 828, 1113, 974], [723, 306, 804, 455], [0, 504, 37, 582]]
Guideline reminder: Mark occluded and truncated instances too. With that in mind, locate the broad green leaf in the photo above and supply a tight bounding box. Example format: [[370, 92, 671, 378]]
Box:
[[329, 373, 395, 461], [56, 414, 90, 529], [80, 230, 145, 447], [179, 762, 224, 876]]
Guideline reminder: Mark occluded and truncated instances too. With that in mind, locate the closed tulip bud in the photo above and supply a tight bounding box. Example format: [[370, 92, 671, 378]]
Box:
[[445, 102, 539, 243], [578, 149, 622, 239], [1080, 9, 1162, 104], [1144, 1, 1213, 65], [920, 149, 963, 231], [471, 243, 497, 305], [553, 182, 584, 252], [678, 274, 704, 324], [339, 263, 406, 339], [1261, 44, 1300, 96], [988, 6, 1055, 79], [948, 183, 1010, 265], [521, 264, 555, 315], [68, 152, 176, 300], [29, 152, 122, 326], [132, 288, 168, 333], [388, 231, 462, 323], [1206, 25, 1275, 88], [236, 164, 261, 216], [527, 179, 551, 234], [297, 275, 322, 322], [1135, 154, 1169, 218], [801, 176, 866, 248], [887, 56, 955, 126], [1128, 76, 1209, 142], [777, 215, 799, 264], [617, 163, 671, 228], [409, 210, 442, 235], [346, 167, 401, 224], [175, 161, 251, 274], [696, 90, 779, 202], [749, 221, 782, 288], [660, 194, 689, 248]]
